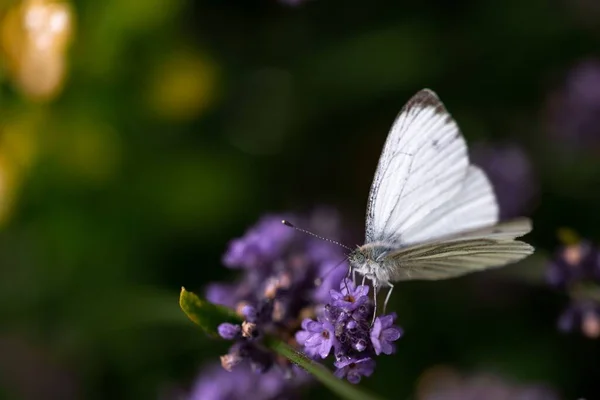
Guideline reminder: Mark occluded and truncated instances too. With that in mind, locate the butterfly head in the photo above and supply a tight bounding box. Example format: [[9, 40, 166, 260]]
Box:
[[348, 248, 371, 274]]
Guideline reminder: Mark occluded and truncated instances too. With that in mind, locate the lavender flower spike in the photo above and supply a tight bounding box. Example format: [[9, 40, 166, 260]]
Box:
[[203, 209, 348, 390]]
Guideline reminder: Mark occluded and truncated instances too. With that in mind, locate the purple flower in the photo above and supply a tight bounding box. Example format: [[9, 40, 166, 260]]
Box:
[[470, 142, 537, 219], [333, 357, 375, 384], [297, 279, 403, 383], [370, 313, 403, 355], [295, 318, 335, 359], [330, 279, 369, 311]]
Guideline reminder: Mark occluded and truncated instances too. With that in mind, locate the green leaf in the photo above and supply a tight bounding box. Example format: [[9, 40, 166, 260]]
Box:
[[179, 287, 241, 336], [267, 339, 385, 400]]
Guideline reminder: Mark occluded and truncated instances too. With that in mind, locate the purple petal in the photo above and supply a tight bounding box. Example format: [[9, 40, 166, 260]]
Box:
[[382, 327, 402, 342], [347, 372, 362, 384], [318, 337, 333, 358], [330, 290, 343, 301], [355, 285, 369, 297], [334, 367, 346, 379], [377, 314, 394, 328], [241, 305, 257, 321], [218, 323, 241, 340], [205, 283, 236, 308], [379, 341, 393, 355], [295, 330, 310, 345]]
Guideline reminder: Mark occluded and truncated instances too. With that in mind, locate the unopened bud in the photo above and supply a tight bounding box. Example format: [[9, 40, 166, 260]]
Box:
[[241, 321, 257, 338], [220, 353, 243, 372]]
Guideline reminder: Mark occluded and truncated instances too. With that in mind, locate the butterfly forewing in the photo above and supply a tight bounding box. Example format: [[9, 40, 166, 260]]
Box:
[[365, 89, 470, 245], [398, 165, 499, 245]]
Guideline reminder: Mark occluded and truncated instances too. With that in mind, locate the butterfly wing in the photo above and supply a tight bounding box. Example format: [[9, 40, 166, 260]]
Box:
[[380, 219, 533, 281], [398, 165, 499, 245], [365, 89, 471, 245]]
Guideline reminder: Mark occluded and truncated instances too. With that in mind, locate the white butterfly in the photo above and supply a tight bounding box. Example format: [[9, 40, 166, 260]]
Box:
[[348, 89, 534, 315]]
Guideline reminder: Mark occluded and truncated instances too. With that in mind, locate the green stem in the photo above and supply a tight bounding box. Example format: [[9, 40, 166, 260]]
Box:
[[267, 339, 385, 400]]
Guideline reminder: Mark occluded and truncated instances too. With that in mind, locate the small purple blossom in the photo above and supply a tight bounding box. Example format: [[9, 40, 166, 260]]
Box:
[[370, 313, 403, 355], [333, 357, 375, 384], [296, 279, 402, 383], [295, 318, 335, 359], [330, 280, 369, 311]]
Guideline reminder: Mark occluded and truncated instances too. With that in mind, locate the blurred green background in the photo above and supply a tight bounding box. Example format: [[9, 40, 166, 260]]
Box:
[[0, 0, 599, 399]]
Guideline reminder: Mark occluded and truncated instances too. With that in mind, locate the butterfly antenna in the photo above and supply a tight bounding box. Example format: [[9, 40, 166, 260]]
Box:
[[281, 220, 353, 251]]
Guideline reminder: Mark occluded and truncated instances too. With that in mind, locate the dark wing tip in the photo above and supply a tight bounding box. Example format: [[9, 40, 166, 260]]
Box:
[[417, 88, 439, 99], [403, 88, 448, 117]]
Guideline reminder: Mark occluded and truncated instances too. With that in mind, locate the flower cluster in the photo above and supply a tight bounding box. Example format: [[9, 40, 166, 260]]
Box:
[[190, 210, 349, 399], [296, 279, 403, 384], [546, 239, 600, 338]]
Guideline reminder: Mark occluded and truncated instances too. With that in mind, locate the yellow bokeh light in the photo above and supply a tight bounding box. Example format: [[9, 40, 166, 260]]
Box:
[[0, 0, 74, 101], [147, 49, 219, 121]]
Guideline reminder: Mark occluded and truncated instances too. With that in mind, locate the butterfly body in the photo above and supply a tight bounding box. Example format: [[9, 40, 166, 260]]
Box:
[[348, 246, 389, 282], [350, 245, 396, 284]]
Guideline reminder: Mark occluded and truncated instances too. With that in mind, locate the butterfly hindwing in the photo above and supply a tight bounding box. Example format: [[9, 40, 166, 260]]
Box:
[[380, 219, 534, 281]]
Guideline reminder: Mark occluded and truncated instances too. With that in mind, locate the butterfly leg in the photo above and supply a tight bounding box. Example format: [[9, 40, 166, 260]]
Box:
[[371, 279, 379, 325], [383, 281, 394, 315]]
